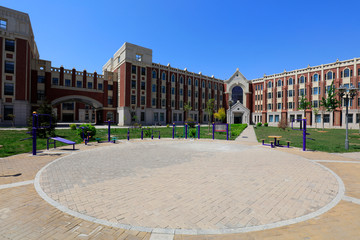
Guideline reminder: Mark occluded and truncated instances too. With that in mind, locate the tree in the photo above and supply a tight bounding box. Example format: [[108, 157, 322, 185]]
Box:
[[28, 100, 57, 138], [320, 81, 340, 130], [298, 94, 311, 129], [313, 108, 319, 128], [7, 114, 15, 127], [205, 98, 215, 132], [214, 107, 226, 123], [183, 101, 192, 121]]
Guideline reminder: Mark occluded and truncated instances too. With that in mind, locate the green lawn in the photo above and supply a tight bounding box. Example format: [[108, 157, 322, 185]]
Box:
[[254, 126, 360, 153], [0, 124, 247, 157]]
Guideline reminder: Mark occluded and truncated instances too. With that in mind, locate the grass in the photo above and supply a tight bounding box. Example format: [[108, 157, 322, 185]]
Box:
[[254, 126, 360, 153], [0, 124, 247, 157]]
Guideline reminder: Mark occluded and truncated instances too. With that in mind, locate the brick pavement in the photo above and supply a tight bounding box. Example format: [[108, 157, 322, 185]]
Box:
[[0, 139, 359, 239]]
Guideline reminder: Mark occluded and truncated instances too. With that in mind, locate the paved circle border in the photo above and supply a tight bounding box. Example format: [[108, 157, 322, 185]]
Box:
[[34, 140, 346, 235]]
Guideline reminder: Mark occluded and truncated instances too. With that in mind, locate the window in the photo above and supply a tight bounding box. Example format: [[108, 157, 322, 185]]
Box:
[[180, 89, 183, 96], [132, 65, 137, 74], [37, 90, 45, 101], [288, 78, 293, 85], [267, 81, 272, 88], [299, 76, 305, 84], [154, 112, 159, 122], [288, 102, 293, 109], [275, 115, 279, 122], [152, 71, 157, 79], [209, 82, 211, 88], [173, 113, 177, 122], [141, 112, 145, 121], [180, 101, 183, 108], [277, 103, 282, 110], [65, 79, 71, 87], [202, 81, 205, 88], [268, 92, 272, 99], [98, 83, 103, 90], [215, 83, 217, 90], [344, 68, 350, 78], [152, 84, 156, 92], [37, 76, 45, 83], [171, 87, 175, 95], [5, 61, 14, 73], [4, 105, 13, 120], [141, 67, 146, 76], [312, 87, 319, 95], [313, 74, 319, 82], [136, 54, 142, 61], [87, 82, 93, 89], [162, 72, 166, 81], [277, 91, 282, 98], [0, 19, 7, 29], [108, 97, 113, 105], [152, 98, 156, 106], [357, 113, 360, 123], [162, 86, 166, 93], [269, 115, 273, 122], [131, 95, 136, 104], [288, 90, 293, 97], [312, 100, 319, 108], [141, 82, 146, 90], [315, 114, 321, 123], [188, 78, 192, 85], [107, 84, 113, 90], [268, 103, 272, 110], [195, 79, 198, 86], [324, 114, 330, 123], [299, 88, 305, 96], [326, 71, 333, 80], [171, 74, 175, 82], [215, 94, 217, 100], [179, 113, 182, 121], [188, 90, 191, 97], [131, 80, 136, 89], [62, 102, 74, 110], [180, 76, 183, 84], [5, 39, 15, 52], [202, 92, 205, 99], [160, 113, 165, 122], [4, 83, 14, 95], [77, 81, 82, 88], [220, 95, 223, 101], [162, 99, 165, 107], [220, 85, 223, 91], [52, 78, 59, 85], [277, 80, 282, 87], [195, 91, 198, 98], [171, 100, 175, 107], [141, 96, 145, 105], [347, 114, 353, 123], [208, 93, 211, 99]]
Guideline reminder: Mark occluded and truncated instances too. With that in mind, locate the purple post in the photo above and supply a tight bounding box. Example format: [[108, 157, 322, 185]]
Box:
[[197, 124, 200, 139], [212, 123, 215, 140], [158, 132, 161, 139], [32, 113, 37, 155], [172, 123, 175, 139], [141, 129, 143, 140], [226, 123, 229, 140], [107, 121, 111, 142], [303, 118, 307, 151], [127, 129, 130, 141], [185, 124, 188, 139]]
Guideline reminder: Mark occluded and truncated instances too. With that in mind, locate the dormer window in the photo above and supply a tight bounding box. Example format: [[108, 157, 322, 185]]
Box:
[[0, 19, 7, 30], [136, 54, 142, 62]]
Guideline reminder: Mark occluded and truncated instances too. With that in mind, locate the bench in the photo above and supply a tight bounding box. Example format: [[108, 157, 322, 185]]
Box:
[[47, 137, 76, 150], [111, 137, 118, 143], [95, 137, 102, 143]]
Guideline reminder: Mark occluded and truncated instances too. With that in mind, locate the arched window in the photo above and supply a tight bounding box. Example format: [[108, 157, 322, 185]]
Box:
[[327, 71, 333, 80], [267, 81, 272, 88], [313, 74, 319, 82], [195, 79, 198, 86], [171, 74, 175, 82], [180, 76, 183, 84], [288, 78, 293, 85], [162, 72, 166, 80], [152, 70, 157, 79], [232, 86, 243, 104], [202, 81, 205, 88], [299, 76, 305, 83], [208, 82, 211, 88], [344, 68, 350, 78], [277, 80, 282, 87], [188, 78, 191, 85]]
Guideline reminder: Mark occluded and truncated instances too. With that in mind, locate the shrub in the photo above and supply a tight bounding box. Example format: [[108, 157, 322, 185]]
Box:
[[143, 127, 152, 137], [278, 119, 288, 130], [77, 123, 96, 140], [264, 122, 268, 127], [186, 118, 196, 128], [256, 122, 262, 127], [70, 124, 77, 130], [166, 124, 170, 128], [189, 129, 197, 138]]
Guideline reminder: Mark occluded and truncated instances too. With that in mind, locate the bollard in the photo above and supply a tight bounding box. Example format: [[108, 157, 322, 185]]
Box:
[[226, 123, 229, 140], [127, 129, 130, 141], [212, 123, 215, 140], [141, 129, 143, 140], [303, 118, 307, 151], [172, 123, 175, 139], [185, 124, 188, 139], [198, 124, 200, 139]]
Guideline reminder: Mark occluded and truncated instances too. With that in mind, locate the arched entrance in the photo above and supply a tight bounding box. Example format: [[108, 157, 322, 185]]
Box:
[[232, 86, 243, 104]]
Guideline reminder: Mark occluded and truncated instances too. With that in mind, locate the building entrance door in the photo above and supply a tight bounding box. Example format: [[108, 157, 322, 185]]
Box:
[[234, 113, 243, 124]]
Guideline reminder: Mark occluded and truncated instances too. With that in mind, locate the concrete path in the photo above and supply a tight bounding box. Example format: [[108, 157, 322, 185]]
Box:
[[235, 125, 258, 143]]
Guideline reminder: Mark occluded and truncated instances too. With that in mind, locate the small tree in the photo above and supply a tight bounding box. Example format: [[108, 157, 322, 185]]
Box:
[[184, 101, 192, 121], [7, 114, 15, 127], [277, 118, 288, 130], [320, 81, 340, 130], [214, 107, 226, 123], [298, 94, 311, 129], [205, 99, 215, 132], [313, 108, 319, 128]]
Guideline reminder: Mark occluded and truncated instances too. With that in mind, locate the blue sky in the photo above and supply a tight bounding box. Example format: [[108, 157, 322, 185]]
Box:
[[4, 0, 360, 80]]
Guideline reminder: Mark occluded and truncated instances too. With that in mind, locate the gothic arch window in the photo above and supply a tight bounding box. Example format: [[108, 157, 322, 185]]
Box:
[[171, 74, 175, 82], [162, 72, 166, 80], [299, 76, 305, 84], [267, 81, 272, 88], [288, 78, 293, 85], [202, 81, 205, 88], [180, 76, 183, 84], [232, 86, 243, 104], [152, 70, 157, 79], [326, 71, 333, 80], [188, 78, 191, 85], [277, 79, 282, 87], [344, 68, 350, 78], [313, 74, 319, 82]]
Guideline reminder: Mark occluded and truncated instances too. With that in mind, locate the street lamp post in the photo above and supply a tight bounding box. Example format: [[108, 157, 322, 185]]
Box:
[[337, 85, 358, 150]]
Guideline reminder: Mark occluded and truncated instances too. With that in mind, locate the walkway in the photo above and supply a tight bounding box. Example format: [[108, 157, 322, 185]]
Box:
[[236, 125, 258, 143], [0, 139, 360, 239]]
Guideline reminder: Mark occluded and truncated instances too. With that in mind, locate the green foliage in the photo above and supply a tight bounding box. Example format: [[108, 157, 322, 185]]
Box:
[[184, 102, 192, 113], [186, 118, 196, 128], [264, 122, 268, 127], [70, 124, 77, 130], [320, 81, 340, 112], [166, 124, 170, 128], [28, 100, 57, 138], [214, 107, 226, 123], [143, 127, 152, 137], [205, 99, 215, 121], [189, 129, 197, 138], [257, 122, 262, 127], [298, 94, 312, 111], [77, 124, 96, 140], [230, 124, 247, 138]]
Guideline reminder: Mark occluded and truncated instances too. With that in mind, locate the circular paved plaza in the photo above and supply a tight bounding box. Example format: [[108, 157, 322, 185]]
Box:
[[36, 140, 342, 234]]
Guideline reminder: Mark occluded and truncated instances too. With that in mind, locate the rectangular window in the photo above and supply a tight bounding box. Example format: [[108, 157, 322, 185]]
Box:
[[141, 67, 146, 75], [37, 76, 45, 83], [188, 90, 191, 97], [77, 81, 82, 88], [356, 113, 360, 123], [37, 90, 45, 101], [162, 99, 166, 107], [180, 101, 183, 108], [288, 90, 293, 97], [171, 100, 175, 107], [324, 114, 330, 123], [268, 92, 272, 99], [195, 91, 198, 98], [52, 78, 59, 85], [141, 82, 146, 90], [152, 98, 156, 106], [268, 103, 272, 110], [180, 89, 183, 96], [108, 84, 113, 90], [313, 87, 318, 95], [277, 91, 282, 98], [179, 113, 182, 121], [173, 113, 177, 122], [277, 103, 282, 110], [348, 114, 353, 123], [152, 84, 156, 92], [154, 112, 159, 122], [269, 115, 274, 122], [5, 39, 15, 52], [4, 83, 14, 95], [141, 112, 145, 121], [62, 102, 74, 110], [87, 82, 93, 89], [208, 93, 211, 99], [141, 96, 145, 105], [160, 113, 165, 122], [0, 19, 7, 29], [315, 114, 321, 123], [131, 95, 136, 104], [313, 100, 319, 108], [132, 80, 136, 89], [275, 115, 279, 122], [288, 102, 293, 109], [4, 105, 13, 120], [162, 86, 166, 94], [108, 97, 113, 105], [5, 61, 14, 73], [299, 88, 305, 96], [136, 54, 142, 62], [132, 65, 137, 74], [171, 87, 175, 95], [220, 95, 223, 101], [65, 79, 71, 87], [202, 92, 205, 99], [98, 83, 103, 90]]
